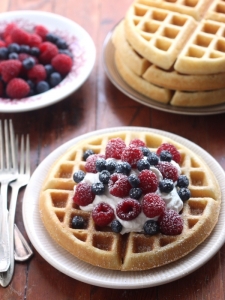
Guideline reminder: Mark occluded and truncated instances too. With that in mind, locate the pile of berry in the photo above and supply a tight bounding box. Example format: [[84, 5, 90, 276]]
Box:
[[72, 138, 191, 236], [0, 22, 73, 99]]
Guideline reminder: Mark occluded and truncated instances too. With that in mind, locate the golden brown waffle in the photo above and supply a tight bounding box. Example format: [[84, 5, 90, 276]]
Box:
[[113, 21, 225, 91], [39, 131, 221, 271], [113, 21, 225, 107], [124, 0, 225, 74]]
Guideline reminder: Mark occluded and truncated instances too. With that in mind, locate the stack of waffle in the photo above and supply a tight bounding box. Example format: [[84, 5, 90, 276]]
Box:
[[112, 0, 225, 107]]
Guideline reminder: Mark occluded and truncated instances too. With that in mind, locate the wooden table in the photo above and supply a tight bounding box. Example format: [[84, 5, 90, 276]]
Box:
[[0, 0, 225, 299]]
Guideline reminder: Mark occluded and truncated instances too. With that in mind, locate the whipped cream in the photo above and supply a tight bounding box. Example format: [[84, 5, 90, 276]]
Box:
[[76, 159, 183, 234]]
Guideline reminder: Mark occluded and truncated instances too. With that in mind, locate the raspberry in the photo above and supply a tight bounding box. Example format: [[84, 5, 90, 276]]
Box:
[[51, 53, 73, 75], [3, 23, 18, 39], [156, 162, 179, 182], [4, 35, 12, 46], [138, 169, 158, 194], [0, 40, 6, 48], [116, 198, 141, 221], [11, 27, 30, 45], [27, 64, 47, 83], [156, 143, 181, 164], [0, 60, 22, 82], [159, 210, 183, 235], [34, 25, 49, 40], [39, 41, 58, 64], [92, 202, 114, 226], [18, 53, 29, 62], [142, 193, 166, 218], [105, 138, 126, 159], [108, 173, 131, 198], [73, 182, 95, 206], [129, 138, 146, 148], [6, 78, 30, 99], [121, 146, 143, 168], [28, 33, 42, 47], [85, 154, 105, 173]]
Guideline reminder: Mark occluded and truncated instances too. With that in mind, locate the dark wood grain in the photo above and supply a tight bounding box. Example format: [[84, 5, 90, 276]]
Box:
[[0, 0, 225, 299]]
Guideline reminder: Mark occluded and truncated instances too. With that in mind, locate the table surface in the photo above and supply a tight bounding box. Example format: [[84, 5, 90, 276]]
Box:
[[1, 0, 225, 299]]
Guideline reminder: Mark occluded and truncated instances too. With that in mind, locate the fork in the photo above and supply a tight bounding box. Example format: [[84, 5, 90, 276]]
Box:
[[0, 120, 18, 272], [0, 134, 31, 287]]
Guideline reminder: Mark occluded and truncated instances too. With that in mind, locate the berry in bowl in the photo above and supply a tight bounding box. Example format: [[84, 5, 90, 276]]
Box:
[[0, 10, 96, 112]]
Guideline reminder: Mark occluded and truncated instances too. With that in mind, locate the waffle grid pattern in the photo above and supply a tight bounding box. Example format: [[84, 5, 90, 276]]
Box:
[[40, 132, 220, 271], [125, 0, 225, 74]]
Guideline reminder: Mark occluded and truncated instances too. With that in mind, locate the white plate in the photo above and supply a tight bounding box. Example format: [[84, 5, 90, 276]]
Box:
[[0, 11, 96, 113], [23, 127, 225, 289], [103, 28, 225, 116]]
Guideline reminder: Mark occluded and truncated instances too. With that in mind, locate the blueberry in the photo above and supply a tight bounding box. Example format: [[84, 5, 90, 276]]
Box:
[[128, 174, 140, 188], [111, 219, 122, 233], [141, 147, 151, 157], [99, 170, 110, 184], [22, 57, 36, 70], [56, 38, 68, 49], [159, 179, 174, 193], [177, 175, 189, 188], [83, 149, 94, 161], [46, 33, 59, 43], [129, 187, 142, 200], [105, 159, 117, 173], [0, 47, 9, 59], [137, 158, 150, 171], [91, 182, 105, 195], [178, 188, 191, 201], [115, 161, 131, 175], [20, 44, 30, 54], [143, 220, 160, 235], [49, 72, 62, 87], [8, 43, 20, 53], [160, 150, 172, 162], [71, 216, 85, 229], [95, 158, 107, 172], [36, 81, 50, 93], [59, 49, 73, 58], [73, 170, 85, 183], [8, 52, 18, 59], [30, 47, 40, 56], [26, 80, 35, 89], [44, 64, 55, 77], [147, 153, 159, 165], [28, 89, 35, 97]]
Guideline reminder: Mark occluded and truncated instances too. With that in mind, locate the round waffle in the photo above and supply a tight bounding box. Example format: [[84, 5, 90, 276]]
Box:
[[39, 131, 221, 271]]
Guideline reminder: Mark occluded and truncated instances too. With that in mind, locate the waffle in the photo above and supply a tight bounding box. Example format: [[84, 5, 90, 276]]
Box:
[[124, 0, 225, 74], [39, 131, 221, 271], [113, 21, 225, 91]]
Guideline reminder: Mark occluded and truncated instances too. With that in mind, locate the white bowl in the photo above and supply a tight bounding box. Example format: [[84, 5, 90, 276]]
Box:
[[0, 10, 96, 113]]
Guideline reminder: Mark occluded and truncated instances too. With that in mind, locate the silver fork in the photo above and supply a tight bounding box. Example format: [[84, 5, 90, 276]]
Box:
[[0, 120, 18, 272], [0, 134, 32, 287]]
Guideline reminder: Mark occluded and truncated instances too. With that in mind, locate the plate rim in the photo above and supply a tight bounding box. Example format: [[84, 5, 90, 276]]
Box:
[[0, 10, 96, 113], [22, 126, 225, 289], [102, 26, 225, 116]]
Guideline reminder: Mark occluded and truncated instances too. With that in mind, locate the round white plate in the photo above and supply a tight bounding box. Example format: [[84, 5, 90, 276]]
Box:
[[103, 28, 225, 116], [0, 11, 96, 113], [23, 127, 225, 289]]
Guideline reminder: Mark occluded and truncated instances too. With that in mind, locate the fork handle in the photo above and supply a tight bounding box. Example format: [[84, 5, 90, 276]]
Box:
[[0, 185, 19, 286], [0, 184, 10, 272]]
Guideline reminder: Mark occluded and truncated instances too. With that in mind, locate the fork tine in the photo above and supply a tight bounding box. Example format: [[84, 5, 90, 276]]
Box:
[[20, 135, 24, 174], [4, 120, 10, 170], [25, 135, 30, 176], [9, 119, 16, 171]]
